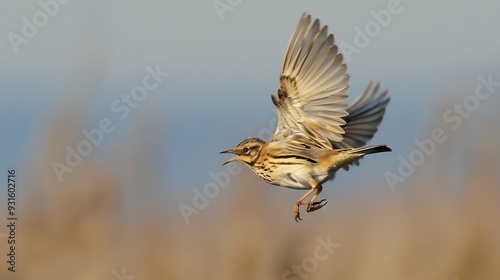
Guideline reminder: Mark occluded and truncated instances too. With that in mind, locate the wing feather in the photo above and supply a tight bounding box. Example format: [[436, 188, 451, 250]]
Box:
[[334, 81, 390, 149], [272, 13, 349, 147], [335, 82, 389, 170]]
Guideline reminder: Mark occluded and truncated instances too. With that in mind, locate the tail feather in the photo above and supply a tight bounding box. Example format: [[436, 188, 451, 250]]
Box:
[[335, 144, 391, 171], [348, 145, 391, 155]]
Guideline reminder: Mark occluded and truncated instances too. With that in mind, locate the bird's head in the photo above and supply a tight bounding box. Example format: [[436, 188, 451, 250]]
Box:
[[220, 138, 265, 166]]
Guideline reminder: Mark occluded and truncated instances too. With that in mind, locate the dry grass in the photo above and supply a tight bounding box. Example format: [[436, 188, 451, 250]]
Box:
[[1, 95, 499, 280]]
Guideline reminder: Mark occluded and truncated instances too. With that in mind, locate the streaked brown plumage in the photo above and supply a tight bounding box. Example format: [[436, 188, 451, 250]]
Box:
[[221, 13, 391, 221]]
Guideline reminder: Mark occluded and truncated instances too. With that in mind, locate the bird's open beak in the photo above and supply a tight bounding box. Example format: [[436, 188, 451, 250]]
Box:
[[220, 149, 238, 165]]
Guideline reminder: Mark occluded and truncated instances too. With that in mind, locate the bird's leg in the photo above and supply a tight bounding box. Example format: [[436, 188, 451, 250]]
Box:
[[306, 184, 327, 212], [294, 178, 319, 222], [294, 188, 315, 222]]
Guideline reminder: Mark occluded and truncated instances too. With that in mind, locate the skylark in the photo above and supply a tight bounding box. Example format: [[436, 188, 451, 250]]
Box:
[[221, 13, 391, 221]]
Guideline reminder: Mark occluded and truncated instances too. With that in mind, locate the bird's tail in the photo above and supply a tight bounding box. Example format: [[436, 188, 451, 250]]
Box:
[[347, 145, 391, 155], [329, 145, 390, 171], [331, 144, 391, 171]]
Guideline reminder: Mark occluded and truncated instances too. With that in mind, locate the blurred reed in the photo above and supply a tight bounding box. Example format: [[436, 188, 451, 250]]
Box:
[[1, 90, 499, 280]]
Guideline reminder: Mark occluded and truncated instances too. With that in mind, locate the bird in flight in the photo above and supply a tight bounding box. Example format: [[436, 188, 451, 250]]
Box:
[[221, 13, 391, 221]]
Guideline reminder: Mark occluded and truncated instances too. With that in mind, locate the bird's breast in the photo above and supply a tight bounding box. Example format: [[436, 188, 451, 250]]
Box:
[[251, 163, 317, 189]]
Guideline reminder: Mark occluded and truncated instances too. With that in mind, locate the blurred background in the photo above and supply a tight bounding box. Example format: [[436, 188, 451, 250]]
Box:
[[1, 0, 500, 279]]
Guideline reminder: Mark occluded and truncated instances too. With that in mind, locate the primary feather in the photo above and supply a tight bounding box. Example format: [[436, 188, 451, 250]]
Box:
[[271, 13, 389, 156], [272, 14, 350, 148]]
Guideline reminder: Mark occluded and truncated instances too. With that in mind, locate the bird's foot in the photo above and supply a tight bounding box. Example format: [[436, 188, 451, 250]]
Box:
[[294, 201, 302, 222], [306, 199, 327, 212]]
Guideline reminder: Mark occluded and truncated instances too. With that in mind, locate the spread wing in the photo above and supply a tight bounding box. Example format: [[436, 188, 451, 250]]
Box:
[[333, 81, 390, 149], [334, 81, 390, 170], [270, 13, 350, 148]]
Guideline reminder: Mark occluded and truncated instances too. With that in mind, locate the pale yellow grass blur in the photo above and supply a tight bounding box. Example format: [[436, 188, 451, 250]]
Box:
[[1, 94, 499, 280]]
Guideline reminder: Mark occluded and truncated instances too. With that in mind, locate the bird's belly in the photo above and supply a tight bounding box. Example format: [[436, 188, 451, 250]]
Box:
[[253, 164, 321, 190], [279, 175, 311, 189]]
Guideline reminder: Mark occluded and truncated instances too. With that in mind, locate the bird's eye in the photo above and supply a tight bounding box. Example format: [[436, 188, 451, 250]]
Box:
[[243, 147, 250, 154]]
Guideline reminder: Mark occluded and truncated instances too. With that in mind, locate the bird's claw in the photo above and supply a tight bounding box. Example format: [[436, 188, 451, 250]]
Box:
[[294, 199, 327, 221], [307, 199, 327, 212], [295, 215, 302, 222], [294, 202, 302, 222]]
